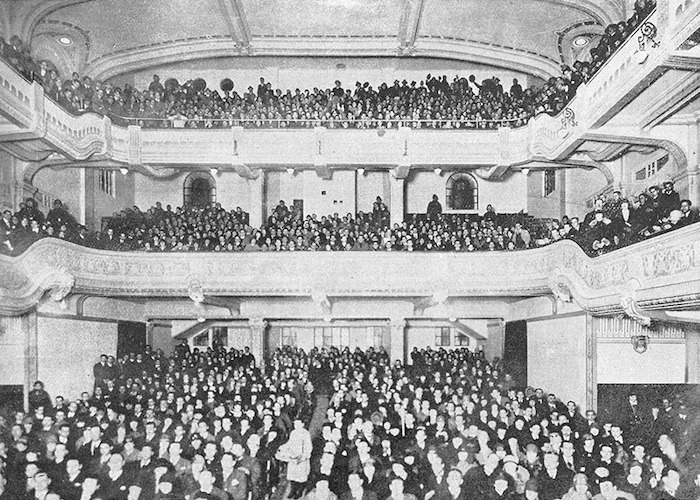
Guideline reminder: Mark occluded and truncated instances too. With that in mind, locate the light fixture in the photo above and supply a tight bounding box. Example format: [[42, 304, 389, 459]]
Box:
[[58, 36, 72, 45], [287, 168, 295, 175], [197, 317, 206, 323], [573, 37, 589, 47], [210, 168, 218, 176], [323, 315, 332, 323], [357, 168, 365, 176], [434, 168, 442, 176], [119, 167, 129, 175], [448, 316, 457, 322], [522, 168, 529, 176]]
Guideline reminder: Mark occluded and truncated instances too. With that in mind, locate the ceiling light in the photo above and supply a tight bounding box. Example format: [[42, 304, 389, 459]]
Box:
[[434, 168, 442, 176], [573, 37, 589, 47], [197, 317, 206, 323], [119, 167, 129, 175], [522, 168, 529, 176], [449, 316, 457, 322], [58, 36, 72, 45], [323, 315, 332, 323], [287, 168, 295, 175], [357, 168, 365, 176], [210, 168, 218, 176]]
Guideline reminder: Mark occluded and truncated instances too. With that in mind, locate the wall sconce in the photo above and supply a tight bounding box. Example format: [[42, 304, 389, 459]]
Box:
[[287, 168, 295, 175], [119, 167, 129, 175], [521, 168, 530, 176], [434, 168, 442, 176], [631, 334, 649, 354], [357, 168, 365, 176]]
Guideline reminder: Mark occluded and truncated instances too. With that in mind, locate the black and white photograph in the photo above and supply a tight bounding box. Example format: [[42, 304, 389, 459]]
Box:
[[0, 0, 699, 499]]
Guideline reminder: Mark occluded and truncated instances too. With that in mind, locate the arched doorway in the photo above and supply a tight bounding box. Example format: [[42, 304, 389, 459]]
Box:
[[183, 172, 216, 207], [446, 172, 478, 210]]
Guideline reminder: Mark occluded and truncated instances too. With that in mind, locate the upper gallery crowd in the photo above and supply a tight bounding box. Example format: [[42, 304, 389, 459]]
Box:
[[0, 0, 656, 130], [1, 342, 697, 500], [0, 180, 696, 257]]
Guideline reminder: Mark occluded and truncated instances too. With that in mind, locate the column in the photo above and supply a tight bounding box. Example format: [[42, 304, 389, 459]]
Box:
[[248, 174, 264, 228], [389, 176, 405, 226], [389, 318, 406, 365], [248, 318, 267, 371], [23, 313, 38, 412], [585, 315, 598, 413], [686, 327, 700, 383]]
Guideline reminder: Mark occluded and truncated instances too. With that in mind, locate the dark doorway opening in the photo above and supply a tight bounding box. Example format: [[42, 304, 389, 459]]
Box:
[[504, 320, 528, 387], [117, 321, 147, 359]]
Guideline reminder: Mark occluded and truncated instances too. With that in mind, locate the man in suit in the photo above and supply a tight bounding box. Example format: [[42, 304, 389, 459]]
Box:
[[97, 453, 131, 500], [219, 452, 247, 500], [678, 200, 697, 227], [340, 472, 378, 500], [538, 453, 573, 500]]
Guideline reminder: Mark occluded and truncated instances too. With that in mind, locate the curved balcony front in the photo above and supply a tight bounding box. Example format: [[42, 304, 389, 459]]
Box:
[[1, 223, 698, 317]]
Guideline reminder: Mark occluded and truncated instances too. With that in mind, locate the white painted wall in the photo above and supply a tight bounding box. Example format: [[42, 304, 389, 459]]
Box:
[[0, 317, 26, 386], [36, 316, 118, 400], [405, 170, 527, 214], [135, 172, 253, 212], [405, 320, 487, 354], [118, 57, 539, 98], [597, 342, 686, 384], [528, 314, 588, 410]]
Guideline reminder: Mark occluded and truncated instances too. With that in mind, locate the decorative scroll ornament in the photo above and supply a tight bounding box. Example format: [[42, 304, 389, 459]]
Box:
[[187, 276, 205, 304], [558, 108, 578, 138], [548, 274, 572, 303], [619, 294, 651, 327], [638, 22, 660, 51], [39, 267, 75, 302]]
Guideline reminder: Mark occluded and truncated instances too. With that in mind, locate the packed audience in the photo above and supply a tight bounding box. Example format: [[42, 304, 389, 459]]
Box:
[[1, 178, 696, 259], [534, 180, 697, 256], [1, 342, 698, 500], [0, 0, 655, 130], [0, 197, 549, 255]]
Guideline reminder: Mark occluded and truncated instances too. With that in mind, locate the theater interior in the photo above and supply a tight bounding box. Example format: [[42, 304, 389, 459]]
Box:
[[1, 0, 700, 499]]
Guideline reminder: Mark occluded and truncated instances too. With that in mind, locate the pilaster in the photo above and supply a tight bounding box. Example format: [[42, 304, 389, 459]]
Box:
[[248, 318, 267, 370], [389, 318, 406, 364], [585, 314, 598, 413], [389, 176, 405, 226], [23, 313, 38, 412]]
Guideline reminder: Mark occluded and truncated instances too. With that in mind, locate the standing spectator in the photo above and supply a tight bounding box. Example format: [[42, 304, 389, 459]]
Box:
[[427, 195, 443, 220], [28, 381, 52, 412], [659, 181, 681, 217]]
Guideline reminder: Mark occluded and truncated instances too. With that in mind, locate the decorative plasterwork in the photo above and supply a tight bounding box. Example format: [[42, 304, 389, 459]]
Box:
[[1, 224, 699, 316]]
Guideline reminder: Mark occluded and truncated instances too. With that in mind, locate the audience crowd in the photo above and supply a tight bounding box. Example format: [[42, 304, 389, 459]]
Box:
[[0, 342, 698, 500], [1, 178, 696, 259], [1, 0, 655, 130]]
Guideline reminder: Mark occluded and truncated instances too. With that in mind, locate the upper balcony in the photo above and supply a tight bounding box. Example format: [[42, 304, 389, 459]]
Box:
[[2, 2, 700, 182]]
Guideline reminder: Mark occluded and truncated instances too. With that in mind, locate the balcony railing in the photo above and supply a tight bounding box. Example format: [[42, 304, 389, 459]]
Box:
[[1, 222, 698, 317]]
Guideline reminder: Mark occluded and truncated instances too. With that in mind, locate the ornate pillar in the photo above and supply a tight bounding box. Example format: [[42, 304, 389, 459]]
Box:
[[585, 315, 598, 413], [389, 177, 405, 226], [23, 313, 38, 412], [248, 174, 265, 228], [389, 318, 406, 365], [248, 318, 267, 371]]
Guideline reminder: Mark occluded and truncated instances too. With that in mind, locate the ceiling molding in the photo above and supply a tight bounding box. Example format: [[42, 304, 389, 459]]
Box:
[[536, 0, 622, 26], [217, 0, 252, 48], [86, 35, 562, 81], [21, 0, 97, 41], [397, 0, 426, 50]]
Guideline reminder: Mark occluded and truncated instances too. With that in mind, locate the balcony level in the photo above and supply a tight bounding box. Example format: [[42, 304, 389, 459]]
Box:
[[1, 224, 698, 325], [0, 2, 699, 205]]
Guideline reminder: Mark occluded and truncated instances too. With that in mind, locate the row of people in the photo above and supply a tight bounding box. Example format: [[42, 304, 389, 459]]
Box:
[[5, 342, 698, 500], [1, 1, 655, 132]]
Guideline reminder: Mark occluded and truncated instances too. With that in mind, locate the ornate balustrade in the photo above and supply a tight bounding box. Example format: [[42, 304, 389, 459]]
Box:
[[1, 223, 698, 316], [4, 6, 698, 174]]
